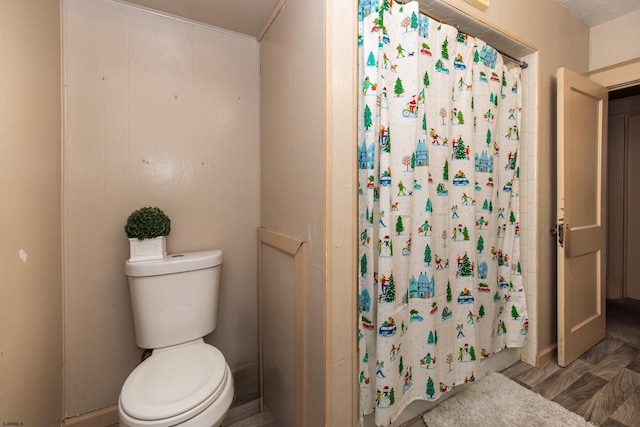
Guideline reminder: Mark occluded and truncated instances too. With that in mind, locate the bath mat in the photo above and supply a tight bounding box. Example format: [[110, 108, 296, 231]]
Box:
[[422, 373, 596, 427]]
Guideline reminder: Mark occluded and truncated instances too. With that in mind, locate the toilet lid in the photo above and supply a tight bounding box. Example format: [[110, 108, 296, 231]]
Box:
[[120, 342, 227, 421]]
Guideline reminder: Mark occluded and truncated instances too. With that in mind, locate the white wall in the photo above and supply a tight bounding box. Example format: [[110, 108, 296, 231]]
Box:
[[63, 0, 260, 416], [590, 9, 640, 71], [0, 1, 63, 425]]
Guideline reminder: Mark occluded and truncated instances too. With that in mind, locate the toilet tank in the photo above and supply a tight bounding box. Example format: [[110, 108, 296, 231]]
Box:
[[125, 250, 223, 349]]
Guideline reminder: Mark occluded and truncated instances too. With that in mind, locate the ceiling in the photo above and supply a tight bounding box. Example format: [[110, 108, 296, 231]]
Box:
[[122, 0, 640, 38], [555, 0, 640, 26], [122, 0, 280, 37]]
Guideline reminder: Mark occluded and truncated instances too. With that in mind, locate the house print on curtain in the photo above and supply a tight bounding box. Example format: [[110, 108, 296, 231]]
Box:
[[357, 1, 527, 424]]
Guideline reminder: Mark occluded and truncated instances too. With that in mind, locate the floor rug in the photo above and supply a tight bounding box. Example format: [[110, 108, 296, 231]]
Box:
[[422, 373, 596, 427]]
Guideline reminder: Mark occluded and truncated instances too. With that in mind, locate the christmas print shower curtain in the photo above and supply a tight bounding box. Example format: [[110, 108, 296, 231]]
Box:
[[358, 1, 527, 424]]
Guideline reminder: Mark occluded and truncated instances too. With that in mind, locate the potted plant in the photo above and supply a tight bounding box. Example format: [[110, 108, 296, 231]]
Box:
[[125, 206, 171, 262]]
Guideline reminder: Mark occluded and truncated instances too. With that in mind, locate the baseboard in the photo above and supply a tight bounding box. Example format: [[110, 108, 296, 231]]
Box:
[[230, 362, 260, 407], [536, 343, 557, 367], [63, 406, 118, 427]]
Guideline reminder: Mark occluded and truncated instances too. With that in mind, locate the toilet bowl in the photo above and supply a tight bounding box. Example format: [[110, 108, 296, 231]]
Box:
[[119, 250, 233, 427], [119, 339, 234, 427]]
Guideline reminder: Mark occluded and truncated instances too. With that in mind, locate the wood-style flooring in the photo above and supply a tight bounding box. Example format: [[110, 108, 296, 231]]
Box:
[[501, 337, 640, 427], [402, 298, 640, 427]]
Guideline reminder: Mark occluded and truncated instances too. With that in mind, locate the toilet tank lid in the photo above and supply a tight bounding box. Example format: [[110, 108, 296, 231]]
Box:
[[125, 249, 223, 277]]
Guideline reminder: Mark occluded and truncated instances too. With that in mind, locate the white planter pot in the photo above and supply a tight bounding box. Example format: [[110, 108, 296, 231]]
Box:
[[128, 236, 167, 262]]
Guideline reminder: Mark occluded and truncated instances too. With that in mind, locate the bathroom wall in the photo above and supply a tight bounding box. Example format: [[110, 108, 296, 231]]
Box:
[[590, 9, 640, 71], [0, 1, 63, 426], [326, 0, 359, 422], [259, 0, 327, 424], [63, 0, 260, 417]]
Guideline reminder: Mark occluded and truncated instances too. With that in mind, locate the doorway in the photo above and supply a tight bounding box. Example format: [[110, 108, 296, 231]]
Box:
[[606, 84, 640, 348]]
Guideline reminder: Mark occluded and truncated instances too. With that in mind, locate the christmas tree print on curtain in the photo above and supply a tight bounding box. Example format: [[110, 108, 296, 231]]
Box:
[[358, 0, 527, 425]]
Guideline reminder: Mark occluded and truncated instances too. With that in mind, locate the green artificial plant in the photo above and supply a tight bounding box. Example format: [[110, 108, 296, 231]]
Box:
[[125, 207, 171, 240]]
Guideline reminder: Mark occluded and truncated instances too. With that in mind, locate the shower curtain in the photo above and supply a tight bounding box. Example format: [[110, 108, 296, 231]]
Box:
[[357, 1, 527, 424]]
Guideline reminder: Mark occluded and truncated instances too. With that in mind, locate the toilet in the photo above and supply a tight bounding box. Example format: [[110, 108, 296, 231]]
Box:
[[118, 250, 234, 427]]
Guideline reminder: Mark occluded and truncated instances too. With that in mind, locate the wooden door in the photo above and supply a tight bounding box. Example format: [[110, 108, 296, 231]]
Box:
[[556, 67, 608, 366]]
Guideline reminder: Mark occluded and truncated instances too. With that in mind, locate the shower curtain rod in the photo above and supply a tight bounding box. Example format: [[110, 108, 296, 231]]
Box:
[[392, 0, 529, 69]]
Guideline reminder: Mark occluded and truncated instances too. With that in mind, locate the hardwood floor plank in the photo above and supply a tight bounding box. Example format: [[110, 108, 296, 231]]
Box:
[[552, 372, 608, 414], [580, 338, 624, 365], [531, 359, 594, 400], [502, 359, 562, 388], [589, 344, 639, 381], [576, 368, 640, 425], [610, 387, 640, 427], [626, 350, 640, 374], [601, 418, 631, 427], [500, 360, 538, 388]]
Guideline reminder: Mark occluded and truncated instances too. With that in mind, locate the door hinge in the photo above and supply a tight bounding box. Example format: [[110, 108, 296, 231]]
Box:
[[551, 219, 565, 247]]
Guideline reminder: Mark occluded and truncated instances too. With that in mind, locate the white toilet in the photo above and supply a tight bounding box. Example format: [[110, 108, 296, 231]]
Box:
[[118, 250, 234, 427]]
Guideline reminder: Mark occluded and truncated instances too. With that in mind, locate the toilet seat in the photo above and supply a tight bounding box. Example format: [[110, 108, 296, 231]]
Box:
[[120, 340, 227, 425]]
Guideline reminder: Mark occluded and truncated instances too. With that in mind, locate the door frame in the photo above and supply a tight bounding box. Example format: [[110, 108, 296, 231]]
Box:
[[589, 59, 640, 300], [589, 58, 640, 91]]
